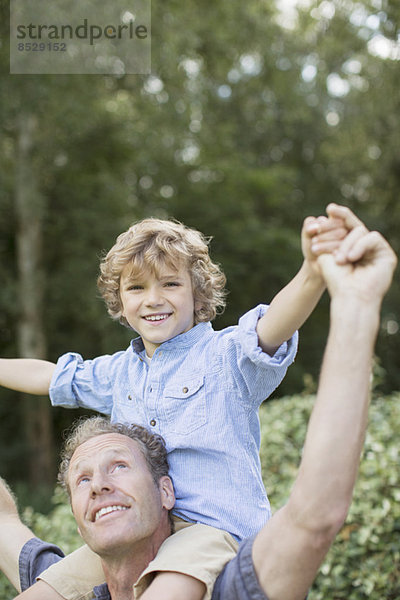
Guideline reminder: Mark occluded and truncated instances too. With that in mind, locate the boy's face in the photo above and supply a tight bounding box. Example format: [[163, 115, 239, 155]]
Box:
[[119, 263, 197, 357]]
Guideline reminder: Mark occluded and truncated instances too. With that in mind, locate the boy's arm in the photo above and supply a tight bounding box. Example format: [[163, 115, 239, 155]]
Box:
[[256, 213, 348, 355], [0, 477, 35, 591], [0, 359, 56, 395]]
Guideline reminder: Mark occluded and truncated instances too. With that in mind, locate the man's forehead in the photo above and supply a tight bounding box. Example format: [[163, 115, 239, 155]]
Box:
[[69, 433, 141, 472]]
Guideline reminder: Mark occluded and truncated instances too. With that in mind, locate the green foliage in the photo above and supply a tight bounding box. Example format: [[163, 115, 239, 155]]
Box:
[[22, 487, 81, 553], [1, 392, 399, 598], [0, 487, 81, 599], [260, 391, 400, 599], [0, 0, 399, 520]]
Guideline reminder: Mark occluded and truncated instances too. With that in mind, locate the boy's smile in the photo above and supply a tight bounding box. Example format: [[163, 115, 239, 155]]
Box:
[[120, 263, 197, 357]]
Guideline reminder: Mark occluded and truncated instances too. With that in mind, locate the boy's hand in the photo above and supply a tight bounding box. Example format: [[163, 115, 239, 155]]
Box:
[[301, 214, 347, 279]]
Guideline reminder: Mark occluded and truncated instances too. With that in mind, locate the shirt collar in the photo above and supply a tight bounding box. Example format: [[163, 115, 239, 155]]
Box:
[[130, 321, 212, 355]]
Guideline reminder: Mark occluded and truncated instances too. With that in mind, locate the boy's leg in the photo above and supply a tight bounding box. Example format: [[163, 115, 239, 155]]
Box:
[[0, 477, 35, 591], [140, 572, 206, 600], [13, 580, 65, 600], [134, 518, 239, 600], [37, 544, 105, 600]]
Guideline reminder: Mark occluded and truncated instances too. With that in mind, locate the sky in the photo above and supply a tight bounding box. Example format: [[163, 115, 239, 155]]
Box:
[[275, 0, 400, 59]]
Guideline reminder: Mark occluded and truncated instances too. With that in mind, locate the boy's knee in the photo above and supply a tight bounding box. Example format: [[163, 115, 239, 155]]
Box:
[[140, 572, 206, 600]]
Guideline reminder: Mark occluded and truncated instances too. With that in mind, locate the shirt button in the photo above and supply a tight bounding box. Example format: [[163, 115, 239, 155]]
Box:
[[150, 419, 156, 427], [182, 387, 188, 393], [128, 395, 132, 400]]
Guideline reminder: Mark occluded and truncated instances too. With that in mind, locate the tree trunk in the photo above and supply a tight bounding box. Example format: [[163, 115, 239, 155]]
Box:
[[15, 112, 56, 488]]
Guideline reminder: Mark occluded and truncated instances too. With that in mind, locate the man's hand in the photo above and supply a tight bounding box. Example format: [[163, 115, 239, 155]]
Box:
[[317, 205, 397, 302]]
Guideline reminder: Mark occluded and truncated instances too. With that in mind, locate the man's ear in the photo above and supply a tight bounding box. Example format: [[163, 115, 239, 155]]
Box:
[[77, 525, 83, 538], [159, 476, 175, 510]]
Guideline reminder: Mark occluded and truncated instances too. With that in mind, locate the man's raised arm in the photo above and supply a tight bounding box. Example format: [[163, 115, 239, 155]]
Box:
[[0, 477, 35, 591], [252, 207, 397, 600]]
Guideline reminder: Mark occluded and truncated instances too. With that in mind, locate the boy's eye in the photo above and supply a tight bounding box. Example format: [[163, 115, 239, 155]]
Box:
[[127, 284, 143, 291], [164, 281, 180, 287]]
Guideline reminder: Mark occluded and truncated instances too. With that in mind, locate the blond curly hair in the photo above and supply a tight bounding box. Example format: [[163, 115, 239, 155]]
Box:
[[97, 218, 227, 327]]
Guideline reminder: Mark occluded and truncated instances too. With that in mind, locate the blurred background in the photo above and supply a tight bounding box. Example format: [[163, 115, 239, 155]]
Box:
[[0, 0, 399, 511]]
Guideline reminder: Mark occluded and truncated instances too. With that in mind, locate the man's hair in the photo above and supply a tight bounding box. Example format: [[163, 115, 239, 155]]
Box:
[[58, 417, 170, 496], [97, 217, 227, 327]]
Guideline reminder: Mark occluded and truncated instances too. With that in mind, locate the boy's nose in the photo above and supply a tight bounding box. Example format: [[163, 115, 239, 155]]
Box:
[[145, 286, 163, 306]]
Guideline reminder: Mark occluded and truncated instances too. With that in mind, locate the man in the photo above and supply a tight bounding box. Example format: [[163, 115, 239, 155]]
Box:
[[1, 205, 397, 600]]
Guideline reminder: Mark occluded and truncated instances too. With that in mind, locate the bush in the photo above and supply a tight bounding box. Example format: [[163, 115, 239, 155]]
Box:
[[1, 392, 399, 599], [260, 392, 400, 599], [0, 487, 81, 600]]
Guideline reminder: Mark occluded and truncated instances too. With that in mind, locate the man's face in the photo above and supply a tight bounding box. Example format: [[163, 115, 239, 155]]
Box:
[[119, 262, 197, 357], [68, 433, 174, 558]]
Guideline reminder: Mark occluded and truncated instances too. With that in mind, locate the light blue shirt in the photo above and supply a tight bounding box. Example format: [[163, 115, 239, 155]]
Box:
[[50, 304, 298, 541]]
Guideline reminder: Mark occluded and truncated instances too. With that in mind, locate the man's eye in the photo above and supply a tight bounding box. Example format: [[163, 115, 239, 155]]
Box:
[[77, 476, 90, 486], [113, 463, 128, 472]]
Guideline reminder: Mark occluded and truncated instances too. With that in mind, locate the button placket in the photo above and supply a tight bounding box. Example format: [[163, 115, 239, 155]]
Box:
[[147, 380, 158, 431]]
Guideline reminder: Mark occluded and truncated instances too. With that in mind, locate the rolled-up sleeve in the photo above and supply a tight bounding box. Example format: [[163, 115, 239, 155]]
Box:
[[212, 536, 268, 600], [226, 305, 298, 406], [19, 538, 64, 591], [49, 352, 124, 415]]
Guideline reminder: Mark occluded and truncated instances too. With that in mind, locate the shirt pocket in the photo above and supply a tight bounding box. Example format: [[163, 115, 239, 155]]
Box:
[[162, 376, 207, 436]]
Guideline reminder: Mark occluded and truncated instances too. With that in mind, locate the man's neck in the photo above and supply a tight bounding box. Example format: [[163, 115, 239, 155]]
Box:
[[101, 532, 170, 600]]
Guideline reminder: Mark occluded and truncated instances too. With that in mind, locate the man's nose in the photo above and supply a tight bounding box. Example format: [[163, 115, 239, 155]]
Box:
[[90, 472, 113, 497]]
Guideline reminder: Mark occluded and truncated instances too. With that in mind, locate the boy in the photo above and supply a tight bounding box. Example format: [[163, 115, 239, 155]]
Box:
[[0, 206, 346, 600]]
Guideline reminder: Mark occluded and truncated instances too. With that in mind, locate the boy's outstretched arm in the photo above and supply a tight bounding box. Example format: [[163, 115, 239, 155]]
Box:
[[0, 359, 55, 395], [256, 211, 348, 355]]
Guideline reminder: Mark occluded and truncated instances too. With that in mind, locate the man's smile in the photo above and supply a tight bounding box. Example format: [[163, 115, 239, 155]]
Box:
[[92, 504, 130, 522]]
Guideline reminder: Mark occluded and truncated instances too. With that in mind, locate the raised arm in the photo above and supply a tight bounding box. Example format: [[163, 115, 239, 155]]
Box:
[[252, 210, 397, 600], [256, 214, 347, 355], [0, 477, 35, 591], [0, 359, 55, 395]]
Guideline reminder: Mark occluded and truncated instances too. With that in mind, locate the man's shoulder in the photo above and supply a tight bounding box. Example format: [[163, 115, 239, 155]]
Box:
[[19, 537, 65, 592], [19, 538, 110, 599], [211, 536, 268, 600]]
